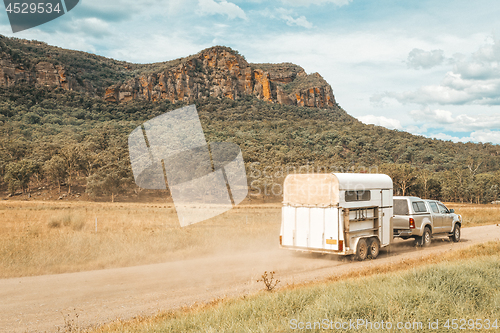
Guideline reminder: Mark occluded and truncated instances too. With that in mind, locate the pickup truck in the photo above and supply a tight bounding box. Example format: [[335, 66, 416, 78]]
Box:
[[392, 196, 462, 246]]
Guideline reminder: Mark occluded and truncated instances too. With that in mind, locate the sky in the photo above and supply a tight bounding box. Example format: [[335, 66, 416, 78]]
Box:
[[0, 0, 500, 144]]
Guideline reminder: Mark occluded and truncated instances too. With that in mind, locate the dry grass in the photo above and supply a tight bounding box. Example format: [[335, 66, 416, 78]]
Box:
[[324, 240, 500, 285], [0, 200, 498, 279], [88, 241, 500, 333], [0, 201, 281, 278], [445, 202, 500, 227]]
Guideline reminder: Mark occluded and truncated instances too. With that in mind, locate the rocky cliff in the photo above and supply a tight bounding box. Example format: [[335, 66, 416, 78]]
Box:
[[105, 47, 336, 108], [0, 36, 336, 109], [0, 37, 94, 92], [0, 56, 76, 90]]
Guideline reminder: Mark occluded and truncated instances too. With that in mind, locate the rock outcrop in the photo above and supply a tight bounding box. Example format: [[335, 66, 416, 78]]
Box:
[[0, 56, 79, 91], [105, 47, 336, 108], [0, 56, 34, 87], [0, 37, 336, 109]]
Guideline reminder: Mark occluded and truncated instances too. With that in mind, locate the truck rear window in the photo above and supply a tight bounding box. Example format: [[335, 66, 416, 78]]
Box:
[[394, 199, 409, 215], [412, 201, 427, 213]]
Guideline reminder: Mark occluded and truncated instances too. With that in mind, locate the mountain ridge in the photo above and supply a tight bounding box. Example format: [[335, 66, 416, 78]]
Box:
[[0, 36, 336, 108]]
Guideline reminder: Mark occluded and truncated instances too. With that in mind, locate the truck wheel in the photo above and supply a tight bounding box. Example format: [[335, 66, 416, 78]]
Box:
[[368, 238, 380, 259], [422, 227, 432, 247], [450, 224, 461, 242], [355, 238, 368, 261]]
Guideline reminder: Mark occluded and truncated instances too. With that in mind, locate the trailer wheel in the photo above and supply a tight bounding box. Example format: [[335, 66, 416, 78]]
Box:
[[355, 238, 368, 261], [368, 238, 380, 259], [449, 224, 461, 242]]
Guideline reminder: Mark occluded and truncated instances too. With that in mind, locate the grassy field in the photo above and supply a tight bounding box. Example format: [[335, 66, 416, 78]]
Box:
[[0, 201, 281, 278], [446, 202, 500, 227], [89, 241, 500, 333], [0, 200, 498, 278]]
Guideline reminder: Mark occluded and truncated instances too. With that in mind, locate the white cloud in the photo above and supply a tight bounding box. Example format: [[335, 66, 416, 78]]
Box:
[[268, 8, 313, 29], [381, 38, 500, 107], [430, 130, 500, 144], [358, 115, 402, 130], [409, 107, 500, 132], [382, 84, 473, 105], [453, 37, 500, 80], [106, 33, 208, 63], [407, 48, 445, 69], [379, 73, 500, 106], [410, 108, 455, 124], [281, 15, 313, 29], [197, 0, 247, 20], [61, 18, 111, 38], [469, 130, 500, 144], [430, 132, 461, 142], [281, 0, 353, 7]]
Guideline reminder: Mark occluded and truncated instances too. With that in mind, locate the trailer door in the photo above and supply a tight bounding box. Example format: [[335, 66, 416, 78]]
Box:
[[380, 189, 393, 246], [324, 207, 340, 251], [281, 206, 340, 251]]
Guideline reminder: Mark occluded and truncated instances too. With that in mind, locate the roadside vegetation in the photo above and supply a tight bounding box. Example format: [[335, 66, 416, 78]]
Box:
[[448, 202, 500, 227], [88, 241, 500, 333]]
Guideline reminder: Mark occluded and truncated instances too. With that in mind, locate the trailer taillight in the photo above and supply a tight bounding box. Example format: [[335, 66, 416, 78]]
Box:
[[409, 218, 415, 229], [279, 235, 282, 245], [338, 240, 343, 252]]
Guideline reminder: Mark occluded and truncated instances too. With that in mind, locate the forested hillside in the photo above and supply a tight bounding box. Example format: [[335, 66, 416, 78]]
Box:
[[1, 85, 499, 203], [0, 35, 499, 204]]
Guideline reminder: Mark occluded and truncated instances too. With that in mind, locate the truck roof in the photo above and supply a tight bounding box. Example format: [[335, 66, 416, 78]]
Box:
[[394, 196, 423, 201]]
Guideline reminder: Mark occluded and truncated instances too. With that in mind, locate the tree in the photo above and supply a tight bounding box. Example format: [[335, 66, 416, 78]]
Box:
[[43, 155, 68, 193], [60, 143, 88, 194], [427, 178, 442, 200], [418, 169, 432, 199], [474, 173, 498, 204], [380, 163, 418, 196], [4, 159, 39, 195], [86, 164, 132, 202]]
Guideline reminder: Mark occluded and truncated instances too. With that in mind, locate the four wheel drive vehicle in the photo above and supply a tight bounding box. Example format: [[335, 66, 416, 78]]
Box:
[[392, 196, 462, 246]]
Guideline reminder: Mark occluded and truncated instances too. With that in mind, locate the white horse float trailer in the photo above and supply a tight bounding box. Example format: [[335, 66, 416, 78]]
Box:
[[279, 173, 393, 260]]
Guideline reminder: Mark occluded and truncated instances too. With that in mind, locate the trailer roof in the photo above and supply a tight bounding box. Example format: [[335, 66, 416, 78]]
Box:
[[332, 173, 393, 190], [283, 173, 393, 206]]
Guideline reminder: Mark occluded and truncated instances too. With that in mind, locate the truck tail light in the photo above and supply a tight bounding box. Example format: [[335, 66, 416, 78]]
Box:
[[409, 218, 415, 229], [279, 235, 282, 245], [339, 240, 343, 252]]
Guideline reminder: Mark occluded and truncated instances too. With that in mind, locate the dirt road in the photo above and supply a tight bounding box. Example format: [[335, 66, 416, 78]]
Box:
[[1, 225, 500, 332]]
